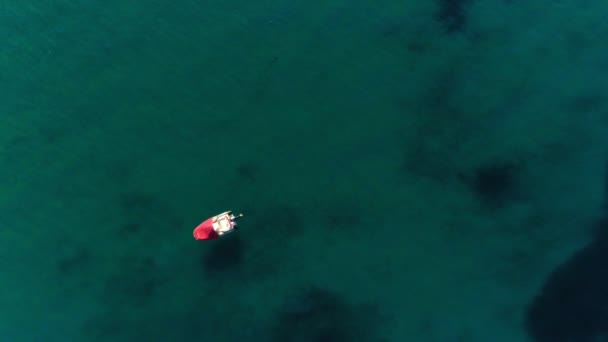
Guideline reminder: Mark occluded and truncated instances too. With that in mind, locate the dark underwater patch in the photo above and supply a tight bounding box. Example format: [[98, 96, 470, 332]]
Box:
[[105, 160, 133, 186], [235, 161, 259, 183], [272, 285, 385, 342], [116, 222, 142, 236], [436, 0, 471, 34], [102, 256, 167, 309], [321, 201, 362, 231], [201, 235, 244, 274], [604, 158, 608, 211], [57, 248, 93, 275], [569, 94, 605, 114], [467, 160, 522, 208], [525, 219, 608, 342], [246, 204, 304, 238], [117, 192, 183, 238], [120, 193, 159, 216]]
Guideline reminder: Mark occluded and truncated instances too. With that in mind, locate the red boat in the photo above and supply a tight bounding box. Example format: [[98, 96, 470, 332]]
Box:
[[193, 211, 243, 240]]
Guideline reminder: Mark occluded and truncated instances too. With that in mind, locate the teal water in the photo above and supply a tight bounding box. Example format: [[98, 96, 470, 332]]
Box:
[[2, 1, 608, 341]]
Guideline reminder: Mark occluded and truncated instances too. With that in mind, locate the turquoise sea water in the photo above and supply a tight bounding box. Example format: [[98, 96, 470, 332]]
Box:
[[2, 1, 608, 341]]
